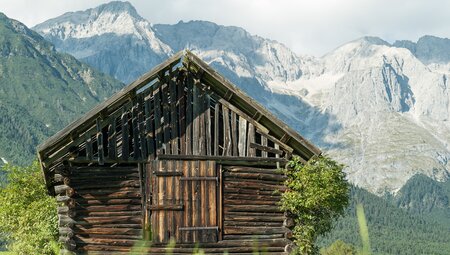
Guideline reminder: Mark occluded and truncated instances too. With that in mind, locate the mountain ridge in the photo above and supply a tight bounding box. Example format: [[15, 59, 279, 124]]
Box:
[[0, 12, 124, 164], [32, 1, 450, 194]]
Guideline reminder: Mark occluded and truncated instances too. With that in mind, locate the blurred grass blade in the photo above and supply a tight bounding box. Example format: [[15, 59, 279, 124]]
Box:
[[356, 203, 371, 255]]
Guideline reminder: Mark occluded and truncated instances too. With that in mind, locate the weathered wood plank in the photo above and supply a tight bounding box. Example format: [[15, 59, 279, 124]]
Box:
[[247, 123, 255, 157], [85, 134, 93, 161], [214, 102, 219, 156], [237, 117, 248, 157], [121, 111, 129, 160], [154, 87, 162, 155], [185, 74, 193, 155], [206, 95, 212, 156], [231, 111, 238, 156], [222, 105, 231, 156], [192, 82, 200, 155], [161, 83, 170, 155], [169, 77, 179, 155]]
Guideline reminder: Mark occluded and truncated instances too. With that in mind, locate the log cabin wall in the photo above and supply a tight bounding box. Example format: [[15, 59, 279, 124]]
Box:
[[54, 165, 144, 254]]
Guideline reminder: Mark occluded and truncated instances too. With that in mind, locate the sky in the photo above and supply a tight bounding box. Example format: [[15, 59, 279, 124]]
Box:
[[1, 0, 450, 56]]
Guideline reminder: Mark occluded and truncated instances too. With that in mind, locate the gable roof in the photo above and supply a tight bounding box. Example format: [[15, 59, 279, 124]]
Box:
[[38, 50, 320, 172]]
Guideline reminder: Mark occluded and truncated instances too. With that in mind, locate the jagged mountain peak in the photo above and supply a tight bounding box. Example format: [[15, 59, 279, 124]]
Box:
[[357, 36, 391, 46], [32, 0, 153, 40], [393, 35, 450, 65], [95, 1, 139, 17]]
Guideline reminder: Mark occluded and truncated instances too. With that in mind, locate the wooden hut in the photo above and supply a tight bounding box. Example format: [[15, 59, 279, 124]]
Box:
[[38, 51, 321, 254]]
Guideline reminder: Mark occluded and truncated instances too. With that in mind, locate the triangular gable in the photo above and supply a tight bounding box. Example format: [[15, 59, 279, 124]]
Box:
[[38, 50, 321, 192]]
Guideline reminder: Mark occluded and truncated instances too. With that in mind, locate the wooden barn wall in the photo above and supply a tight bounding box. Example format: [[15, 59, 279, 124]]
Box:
[[221, 165, 288, 251], [55, 165, 144, 254], [55, 162, 292, 254]]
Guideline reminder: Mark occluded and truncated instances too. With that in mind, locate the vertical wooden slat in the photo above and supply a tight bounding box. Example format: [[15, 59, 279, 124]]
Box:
[[151, 161, 159, 243], [145, 163, 152, 241], [132, 106, 139, 160], [121, 111, 129, 160], [162, 83, 170, 155], [96, 119, 104, 165], [247, 123, 256, 157], [222, 105, 231, 156], [144, 92, 154, 159], [177, 160, 187, 243], [199, 161, 206, 241], [170, 78, 179, 155], [139, 112, 147, 159], [198, 90, 206, 156], [160, 160, 166, 243], [107, 120, 116, 160], [138, 163, 145, 227], [187, 160, 193, 242], [218, 164, 223, 241], [154, 88, 162, 155], [214, 103, 219, 156], [275, 143, 281, 169], [204, 161, 210, 242], [185, 74, 193, 155], [231, 111, 238, 156], [174, 160, 182, 241], [137, 96, 147, 159], [165, 160, 175, 243], [206, 95, 212, 156], [182, 160, 190, 243], [261, 135, 268, 158], [192, 83, 200, 155], [238, 117, 247, 156], [194, 160, 200, 243], [178, 76, 186, 155], [85, 134, 93, 161]]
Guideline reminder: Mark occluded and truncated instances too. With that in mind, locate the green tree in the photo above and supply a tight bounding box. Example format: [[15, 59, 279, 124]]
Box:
[[320, 240, 356, 255], [280, 155, 350, 254], [0, 161, 59, 254]]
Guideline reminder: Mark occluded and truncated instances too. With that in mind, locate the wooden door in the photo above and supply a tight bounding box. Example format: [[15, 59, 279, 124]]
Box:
[[148, 160, 219, 244]]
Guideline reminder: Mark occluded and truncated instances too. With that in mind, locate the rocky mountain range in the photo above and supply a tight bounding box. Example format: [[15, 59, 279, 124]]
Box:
[[0, 12, 123, 164], [33, 1, 450, 194]]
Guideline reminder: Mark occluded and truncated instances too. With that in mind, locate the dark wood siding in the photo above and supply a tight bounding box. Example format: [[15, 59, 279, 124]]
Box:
[[222, 166, 287, 245], [56, 166, 143, 253]]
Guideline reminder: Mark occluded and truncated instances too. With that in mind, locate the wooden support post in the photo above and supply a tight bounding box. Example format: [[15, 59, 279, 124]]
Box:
[[108, 120, 116, 160], [96, 118, 104, 165], [238, 117, 247, 157], [121, 111, 129, 160], [132, 105, 140, 160]]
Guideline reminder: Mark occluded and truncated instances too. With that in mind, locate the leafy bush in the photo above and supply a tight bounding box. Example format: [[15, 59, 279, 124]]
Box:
[[0, 161, 59, 254], [280, 155, 350, 255], [320, 239, 356, 255]]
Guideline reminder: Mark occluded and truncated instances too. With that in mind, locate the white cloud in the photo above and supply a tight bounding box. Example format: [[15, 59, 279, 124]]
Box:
[[0, 0, 449, 56]]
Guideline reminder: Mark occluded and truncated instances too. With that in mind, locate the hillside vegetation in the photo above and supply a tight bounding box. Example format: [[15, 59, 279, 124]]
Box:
[[319, 177, 450, 254], [0, 12, 123, 165]]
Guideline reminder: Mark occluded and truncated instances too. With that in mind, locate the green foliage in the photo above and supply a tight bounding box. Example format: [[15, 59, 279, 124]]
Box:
[[280, 155, 350, 254], [318, 184, 450, 255], [0, 162, 59, 254], [320, 240, 356, 255]]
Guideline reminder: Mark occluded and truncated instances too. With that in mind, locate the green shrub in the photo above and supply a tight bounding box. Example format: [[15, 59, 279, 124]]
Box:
[[0, 161, 58, 254], [280, 155, 350, 255], [320, 239, 356, 255]]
